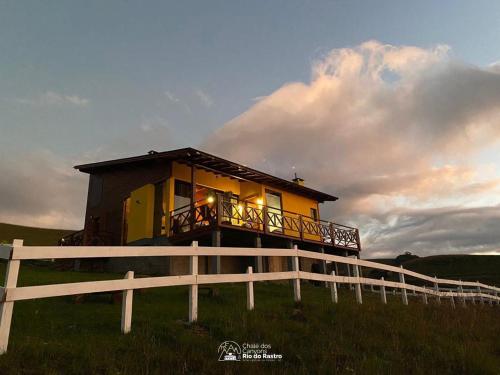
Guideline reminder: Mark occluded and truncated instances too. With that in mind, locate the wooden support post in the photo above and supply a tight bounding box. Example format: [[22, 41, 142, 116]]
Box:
[[0, 239, 22, 354], [345, 251, 353, 290], [399, 265, 408, 305], [380, 277, 387, 304], [189, 242, 199, 323], [246, 266, 254, 310], [434, 276, 441, 304], [370, 284, 375, 293], [319, 247, 328, 288], [422, 287, 428, 305], [121, 270, 134, 334], [254, 236, 263, 273], [450, 295, 455, 309], [292, 245, 301, 303], [211, 230, 221, 274], [353, 262, 362, 304], [330, 271, 338, 303]]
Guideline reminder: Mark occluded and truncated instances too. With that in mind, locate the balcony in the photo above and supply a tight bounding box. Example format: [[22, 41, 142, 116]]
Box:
[[169, 194, 361, 251]]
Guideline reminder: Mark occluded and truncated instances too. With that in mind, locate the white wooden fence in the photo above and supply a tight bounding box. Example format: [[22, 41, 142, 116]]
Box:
[[0, 239, 498, 354]]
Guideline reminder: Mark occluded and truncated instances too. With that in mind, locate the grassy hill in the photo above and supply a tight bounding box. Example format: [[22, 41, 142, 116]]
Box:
[[370, 255, 500, 286], [0, 223, 77, 246], [0, 264, 498, 374]]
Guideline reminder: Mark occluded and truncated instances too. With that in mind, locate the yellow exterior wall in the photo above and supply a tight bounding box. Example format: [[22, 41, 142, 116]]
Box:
[[263, 185, 321, 241], [125, 161, 322, 243], [127, 184, 155, 243]]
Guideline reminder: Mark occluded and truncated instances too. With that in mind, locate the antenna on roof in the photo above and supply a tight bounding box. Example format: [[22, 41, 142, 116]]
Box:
[[292, 172, 305, 186]]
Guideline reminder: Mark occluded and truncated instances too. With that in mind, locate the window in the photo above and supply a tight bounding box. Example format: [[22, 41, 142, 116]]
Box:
[[174, 180, 192, 210], [310, 208, 318, 221], [265, 190, 283, 232]]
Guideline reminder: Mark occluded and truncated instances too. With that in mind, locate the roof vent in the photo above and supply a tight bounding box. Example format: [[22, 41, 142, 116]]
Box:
[[292, 173, 305, 186], [148, 150, 158, 155]]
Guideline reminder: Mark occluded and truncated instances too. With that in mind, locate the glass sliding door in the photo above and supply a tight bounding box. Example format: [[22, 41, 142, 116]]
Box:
[[265, 190, 283, 233]]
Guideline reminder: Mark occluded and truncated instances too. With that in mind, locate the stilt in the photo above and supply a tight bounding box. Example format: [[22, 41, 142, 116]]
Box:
[[254, 236, 263, 273], [345, 251, 352, 290], [319, 247, 328, 288], [211, 230, 221, 274]]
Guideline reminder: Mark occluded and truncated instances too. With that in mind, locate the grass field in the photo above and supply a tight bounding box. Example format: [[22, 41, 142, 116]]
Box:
[[0, 263, 498, 375], [0, 223, 76, 246]]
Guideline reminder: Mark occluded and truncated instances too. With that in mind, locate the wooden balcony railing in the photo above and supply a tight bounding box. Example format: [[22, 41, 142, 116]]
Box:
[[169, 195, 361, 251]]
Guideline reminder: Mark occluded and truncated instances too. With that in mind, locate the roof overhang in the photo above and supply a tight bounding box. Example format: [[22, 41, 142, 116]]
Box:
[[74, 147, 338, 202]]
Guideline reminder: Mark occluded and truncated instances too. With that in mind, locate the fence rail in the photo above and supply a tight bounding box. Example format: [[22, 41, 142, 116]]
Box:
[[0, 239, 498, 354]]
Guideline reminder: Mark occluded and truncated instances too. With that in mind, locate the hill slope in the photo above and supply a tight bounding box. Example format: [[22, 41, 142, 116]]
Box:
[[403, 255, 500, 286], [369, 255, 500, 286], [0, 223, 76, 246], [0, 264, 498, 374]]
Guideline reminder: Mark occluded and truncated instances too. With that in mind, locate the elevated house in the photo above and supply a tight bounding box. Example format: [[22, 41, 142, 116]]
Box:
[[73, 148, 361, 275]]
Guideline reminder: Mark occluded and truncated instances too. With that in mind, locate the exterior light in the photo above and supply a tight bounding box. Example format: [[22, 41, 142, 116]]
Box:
[[237, 204, 244, 213], [207, 196, 215, 204], [256, 198, 263, 207]]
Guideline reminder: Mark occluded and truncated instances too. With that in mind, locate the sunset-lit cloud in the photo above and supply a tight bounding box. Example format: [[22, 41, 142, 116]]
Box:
[[205, 41, 500, 256]]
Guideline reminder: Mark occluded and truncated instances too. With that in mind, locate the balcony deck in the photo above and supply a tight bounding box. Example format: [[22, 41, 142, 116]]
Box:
[[169, 196, 361, 252]]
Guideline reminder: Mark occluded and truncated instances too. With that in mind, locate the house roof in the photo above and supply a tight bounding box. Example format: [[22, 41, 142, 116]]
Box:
[[74, 147, 338, 202]]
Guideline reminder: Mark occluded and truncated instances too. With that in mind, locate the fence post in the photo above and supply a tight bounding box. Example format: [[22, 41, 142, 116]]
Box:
[[353, 261, 362, 304], [330, 271, 338, 303], [246, 266, 254, 310], [0, 239, 22, 354], [292, 245, 301, 303], [189, 241, 199, 322], [450, 294, 455, 309], [434, 276, 441, 304], [477, 282, 484, 305], [380, 277, 387, 304], [422, 287, 428, 305], [399, 265, 408, 305], [121, 271, 134, 334], [458, 281, 466, 307]]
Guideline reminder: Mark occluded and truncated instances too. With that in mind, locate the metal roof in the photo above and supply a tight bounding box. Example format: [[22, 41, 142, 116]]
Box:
[[74, 147, 338, 202]]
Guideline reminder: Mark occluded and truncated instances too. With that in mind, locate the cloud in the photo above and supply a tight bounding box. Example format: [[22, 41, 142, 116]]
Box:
[[195, 88, 214, 108], [0, 117, 179, 230], [164, 91, 180, 103], [363, 205, 500, 258], [0, 150, 86, 229], [14, 91, 90, 107], [204, 40, 500, 257]]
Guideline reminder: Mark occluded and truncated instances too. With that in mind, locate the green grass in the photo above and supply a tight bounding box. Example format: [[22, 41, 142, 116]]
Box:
[[0, 264, 498, 374], [0, 223, 76, 246]]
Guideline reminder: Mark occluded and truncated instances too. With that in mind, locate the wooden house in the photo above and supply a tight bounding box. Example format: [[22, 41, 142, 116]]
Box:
[[74, 148, 360, 275]]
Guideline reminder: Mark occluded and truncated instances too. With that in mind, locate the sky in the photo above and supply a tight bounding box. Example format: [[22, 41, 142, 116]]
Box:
[[1, 1, 500, 257]]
